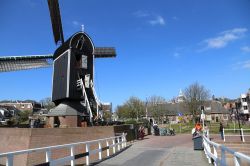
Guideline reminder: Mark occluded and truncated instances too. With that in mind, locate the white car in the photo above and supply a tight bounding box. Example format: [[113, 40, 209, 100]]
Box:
[[0, 108, 11, 125]]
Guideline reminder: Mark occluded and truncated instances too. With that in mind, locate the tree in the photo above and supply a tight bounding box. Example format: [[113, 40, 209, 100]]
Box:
[[103, 111, 112, 121], [116, 96, 145, 120], [146, 96, 166, 124], [40, 97, 55, 111], [19, 110, 32, 123], [183, 82, 210, 123]]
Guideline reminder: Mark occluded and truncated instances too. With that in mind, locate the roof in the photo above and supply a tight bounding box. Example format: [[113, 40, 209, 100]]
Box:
[[204, 100, 229, 114], [147, 100, 229, 117]]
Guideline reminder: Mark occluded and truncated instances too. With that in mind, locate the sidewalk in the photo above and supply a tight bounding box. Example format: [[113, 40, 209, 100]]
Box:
[[96, 134, 209, 166]]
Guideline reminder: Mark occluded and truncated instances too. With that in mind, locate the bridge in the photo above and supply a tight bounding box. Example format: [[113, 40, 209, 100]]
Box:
[[96, 134, 209, 166], [1, 132, 250, 166]]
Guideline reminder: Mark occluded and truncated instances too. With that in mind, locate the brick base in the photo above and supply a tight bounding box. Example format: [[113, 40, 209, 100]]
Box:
[[0, 127, 115, 166], [47, 116, 81, 128]]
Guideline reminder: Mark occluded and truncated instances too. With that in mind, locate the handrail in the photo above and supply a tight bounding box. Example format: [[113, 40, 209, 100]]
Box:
[[223, 128, 250, 142], [203, 133, 250, 166], [0, 133, 127, 166], [77, 78, 93, 122]]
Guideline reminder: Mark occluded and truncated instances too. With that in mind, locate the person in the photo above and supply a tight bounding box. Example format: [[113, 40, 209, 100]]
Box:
[[138, 125, 145, 139], [153, 123, 159, 136], [29, 118, 34, 128], [219, 122, 224, 140], [191, 127, 196, 136], [204, 124, 209, 137], [195, 123, 202, 132]]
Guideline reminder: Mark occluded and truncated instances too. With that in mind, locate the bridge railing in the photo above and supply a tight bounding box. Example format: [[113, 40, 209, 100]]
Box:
[[223, 128, 250, 142], [0, 133, 127, 166], [203, 134, 250, 166]]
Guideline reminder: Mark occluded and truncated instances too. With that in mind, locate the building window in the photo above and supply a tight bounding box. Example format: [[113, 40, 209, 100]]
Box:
[[242, 98, 247, 102], [243, 106, 248, 110]]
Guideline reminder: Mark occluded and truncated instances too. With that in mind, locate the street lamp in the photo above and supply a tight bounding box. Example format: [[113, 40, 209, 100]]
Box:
[[235, 99, 242, 141]]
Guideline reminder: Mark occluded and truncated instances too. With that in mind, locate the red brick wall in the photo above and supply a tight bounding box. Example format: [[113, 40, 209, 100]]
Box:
[[0, 127, 115, 166], [0, 128, 31, 166]]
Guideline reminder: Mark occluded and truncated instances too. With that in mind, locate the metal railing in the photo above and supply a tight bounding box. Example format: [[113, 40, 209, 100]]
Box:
[[203, 134, 250, 166], [0, 133, 127, 166], [223, 128, 250, 142], [77, 78, 93, 121]]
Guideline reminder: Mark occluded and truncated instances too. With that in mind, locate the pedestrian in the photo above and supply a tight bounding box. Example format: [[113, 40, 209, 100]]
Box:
[[195, 122, 202, 134], [219, 122, 224, 140], [138, 125, 145, 139], [191, 127, 196, 137], [204, 124, 209, 137]]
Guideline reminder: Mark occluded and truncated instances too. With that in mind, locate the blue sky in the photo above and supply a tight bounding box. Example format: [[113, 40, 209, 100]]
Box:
[[0, 0, 250, 109]]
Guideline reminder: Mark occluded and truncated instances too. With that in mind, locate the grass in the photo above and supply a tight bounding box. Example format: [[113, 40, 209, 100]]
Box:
[[158, 122, 250, 134]]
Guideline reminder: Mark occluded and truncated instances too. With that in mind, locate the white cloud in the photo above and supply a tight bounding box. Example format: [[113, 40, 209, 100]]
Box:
[[242, 61, 250, 68], [149, 16, 165, 26], [72, 20, 80, 26], [241, 46, 250, 53], [172, 16, 179, 20], [133, 10, 150, 18], [202, 28, 248, 49], [233, 60, 250, 69], [173, 52, 180, 58], [134, 10, 165, 26]]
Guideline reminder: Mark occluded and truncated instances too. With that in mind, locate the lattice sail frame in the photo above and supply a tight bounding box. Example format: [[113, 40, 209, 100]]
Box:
[[0, 55, 53, 72]]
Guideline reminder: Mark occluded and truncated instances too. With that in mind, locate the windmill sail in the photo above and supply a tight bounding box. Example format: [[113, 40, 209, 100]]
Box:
[[47, 0, 64, 45], [0, 55, 53, 72], [94, 47, 116, 58]]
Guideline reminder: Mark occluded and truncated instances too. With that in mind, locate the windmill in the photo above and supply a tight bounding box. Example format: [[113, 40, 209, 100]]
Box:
[[0, 0, 116, 127]]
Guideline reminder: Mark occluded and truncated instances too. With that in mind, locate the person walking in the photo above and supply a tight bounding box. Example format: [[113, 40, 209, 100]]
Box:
[[219, 122, 224, 140]]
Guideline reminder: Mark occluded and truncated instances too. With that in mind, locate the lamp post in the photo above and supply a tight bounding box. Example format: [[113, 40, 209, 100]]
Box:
[[235, 100, 242, 141]]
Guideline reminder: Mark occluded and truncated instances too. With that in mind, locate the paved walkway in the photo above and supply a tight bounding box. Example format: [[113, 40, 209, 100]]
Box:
[[96, 134, 209, 166]]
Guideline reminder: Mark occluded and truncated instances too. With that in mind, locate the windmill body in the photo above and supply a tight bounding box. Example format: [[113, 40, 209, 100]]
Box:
[[0, 0, 116, 127], [47, 32, 99, 127]]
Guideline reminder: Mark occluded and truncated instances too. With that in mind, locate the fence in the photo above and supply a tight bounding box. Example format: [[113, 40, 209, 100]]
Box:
[[203, 134, 250, 166], [223, 128, 250, 142], [0, 133, 127, 166]]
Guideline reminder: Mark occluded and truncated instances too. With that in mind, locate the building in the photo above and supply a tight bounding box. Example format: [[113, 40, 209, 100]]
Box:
[[176, 89, 185, 103], [240, 93, 249, 114], [203, 101, 230, 123], [0, 101, 42, 112], [239, 91, 250, 121], [146, 100, 229, 124]]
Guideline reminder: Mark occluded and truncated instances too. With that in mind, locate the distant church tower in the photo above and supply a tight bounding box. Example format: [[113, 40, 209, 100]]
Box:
[[177, 89, 185, 103]]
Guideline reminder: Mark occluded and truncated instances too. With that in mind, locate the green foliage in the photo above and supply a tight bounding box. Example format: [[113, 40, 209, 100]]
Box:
[[40, 97, 55, 110], [19, 110, 32, 123], [116, 96, 145, 120], [138, 118, 150, 127], [125, 119, 138, 125], [103, 111, 112, 121], [146, 96, 166, 123]]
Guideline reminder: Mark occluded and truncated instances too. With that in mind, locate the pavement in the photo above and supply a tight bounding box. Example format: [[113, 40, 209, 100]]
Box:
[[95, 134, 210, 166]]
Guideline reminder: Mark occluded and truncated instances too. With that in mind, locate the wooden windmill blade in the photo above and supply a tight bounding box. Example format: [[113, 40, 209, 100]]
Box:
[[0, 55, 53, 72], [94, 47, 116, 58], [47, 0, 64, 45]]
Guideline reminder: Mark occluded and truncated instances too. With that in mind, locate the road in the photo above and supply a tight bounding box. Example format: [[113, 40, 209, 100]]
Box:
[[95, 134, 209, 166]]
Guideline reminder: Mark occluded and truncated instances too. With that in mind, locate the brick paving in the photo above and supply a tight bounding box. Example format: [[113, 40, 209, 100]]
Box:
[[96, 134, 210, 166]]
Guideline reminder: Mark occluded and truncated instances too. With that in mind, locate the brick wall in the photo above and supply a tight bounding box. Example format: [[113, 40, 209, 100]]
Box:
[[0, 127, 116, 166]]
